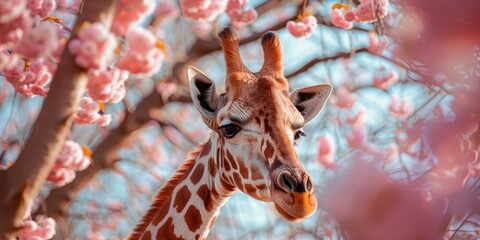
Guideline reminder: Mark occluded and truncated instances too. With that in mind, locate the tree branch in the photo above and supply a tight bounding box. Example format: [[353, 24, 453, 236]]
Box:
[[34, 88, 191, 220], [0, 0, 117, 238], [285, 48, 369, 79]]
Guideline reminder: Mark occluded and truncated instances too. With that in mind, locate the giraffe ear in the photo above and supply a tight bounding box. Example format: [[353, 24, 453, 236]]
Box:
[[188, 66, 220, 120], [290, 84, 333, 123]]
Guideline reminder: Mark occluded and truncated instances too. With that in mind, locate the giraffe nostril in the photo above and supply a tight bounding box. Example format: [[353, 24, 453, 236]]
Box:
[[305, 177, 314, 193], [278, 172, 296, 193]]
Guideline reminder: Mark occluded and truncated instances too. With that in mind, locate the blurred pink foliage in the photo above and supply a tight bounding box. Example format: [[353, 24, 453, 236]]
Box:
[[3, 59, 51, 97], [332, 87, 357, 109], [226, 0, 257, 24], [86, 68, 129, 103], [47, 140, 91, 187], [73, 97, 112, 126], [26, 0, 57, 18], [179, 0, 227, 22], [373, 70, 397, 89], [117, 26, 164, 76], [0, 12, 32, 47], [17, 215, 56, 240], [0, 0, 27, 25], [321, 162, 447, 240], [368, 32, 388, 55], [15, 21, 61, 59], [68, 23, 117, 70], [330, 9, 353, 30], [111, 0, 154, 36], [155, 0, 180, 24], [317, 135, 337, 169], [286, 15, 318, 38], [389, 97, 413, 119]]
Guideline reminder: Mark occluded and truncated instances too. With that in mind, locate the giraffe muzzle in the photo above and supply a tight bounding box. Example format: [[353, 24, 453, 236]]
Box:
[[276, 170, 314, 194], [271, 169, 317, 221]]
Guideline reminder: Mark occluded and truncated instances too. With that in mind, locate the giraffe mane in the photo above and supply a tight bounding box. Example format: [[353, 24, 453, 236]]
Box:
[[127, 142, 207, 239]]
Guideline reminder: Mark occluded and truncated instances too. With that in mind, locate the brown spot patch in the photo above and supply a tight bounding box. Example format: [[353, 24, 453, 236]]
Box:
[[185, 205, 203, 232], [140, 230, 151, 240], [233, 172, 243, 190], [264, 141, 274, 159], [191, 163, 204, 185], [257, 184, 267, 191], [245, 183, 256, 193], [250, 166, 263, 180], [208, 157, 216, 177], [197, 185, 214, 212], [200, 140, 211, 157], [224, 156, 231, 171], [156, 217, 182, 240], [227, 151, 238, 170], [238, 159, 248, 178], [174, 185, 191, 212]]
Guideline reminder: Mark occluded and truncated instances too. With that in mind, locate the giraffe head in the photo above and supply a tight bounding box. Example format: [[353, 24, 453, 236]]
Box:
[[188, 27, 332, 221]]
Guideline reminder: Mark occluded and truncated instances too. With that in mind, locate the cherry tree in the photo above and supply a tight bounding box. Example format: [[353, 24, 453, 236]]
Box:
[[0, 0, 478, 239]]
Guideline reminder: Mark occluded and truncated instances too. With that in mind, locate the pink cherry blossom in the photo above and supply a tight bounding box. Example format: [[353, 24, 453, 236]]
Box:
[[368, 32, 389, 55], [15, 21, 61, 59], [0, 47, 20, 71], [117, 26, 164, 76], [226, 0, 257, 24], [389, 97, 413, 119], [73, 97, 112, 126], [0, 0, 26, 24], [346, 109, 364, 127], [17, 215, 56, 240], [346, 126, 366, 148], [332, 87, 357, 109], [27, 0, 57, 18], [190, 22, 213, 38], [317, 135, 337, 169], [68, 22, 117, 70], [111, 0, 154, 36], [3, 60, 51, 97], [0, 12, 32, 47], [354, 0, 389, 23], [179, 0, 227, 22], [286, 15, 318, 38], [47, 140, 91, 186], [87, 68, 129, 103], [373, 70, 398, 89], [106, 200, 124, 211], [55, 140, 90, 171], [87, 231, 106, 240], [155, 0, 180, 24], [330, 9, 353, 29]]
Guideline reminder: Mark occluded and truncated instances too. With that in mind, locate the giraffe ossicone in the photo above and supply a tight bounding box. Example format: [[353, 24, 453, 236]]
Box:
[[128, 27, 332, 240]]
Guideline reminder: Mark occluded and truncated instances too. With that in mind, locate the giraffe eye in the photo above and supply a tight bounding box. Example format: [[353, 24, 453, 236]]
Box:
[[294, 130, 306, 142], [219, 124, 241, 138]]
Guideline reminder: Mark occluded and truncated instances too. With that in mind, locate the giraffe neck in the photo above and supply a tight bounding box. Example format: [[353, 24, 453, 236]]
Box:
[[128, 136, 236, 240]]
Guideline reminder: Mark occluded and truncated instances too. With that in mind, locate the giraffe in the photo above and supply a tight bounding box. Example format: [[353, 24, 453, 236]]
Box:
[[128, 27, 332, 240]]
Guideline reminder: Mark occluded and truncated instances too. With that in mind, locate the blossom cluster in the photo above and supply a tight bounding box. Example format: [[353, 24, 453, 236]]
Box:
[[86, 68, 129, 103], [3, 60, 51, 97], [73, 97, 112, 126], [17, 216, 56, 240], [117, 26, 164, 76], [286, 15, 318, 38], [226, 0, 258, 25], [330, 0, 390, 29], [68, 23, 117, 70], [47, 140, 91, 187], [111, 0, 154, 36]]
